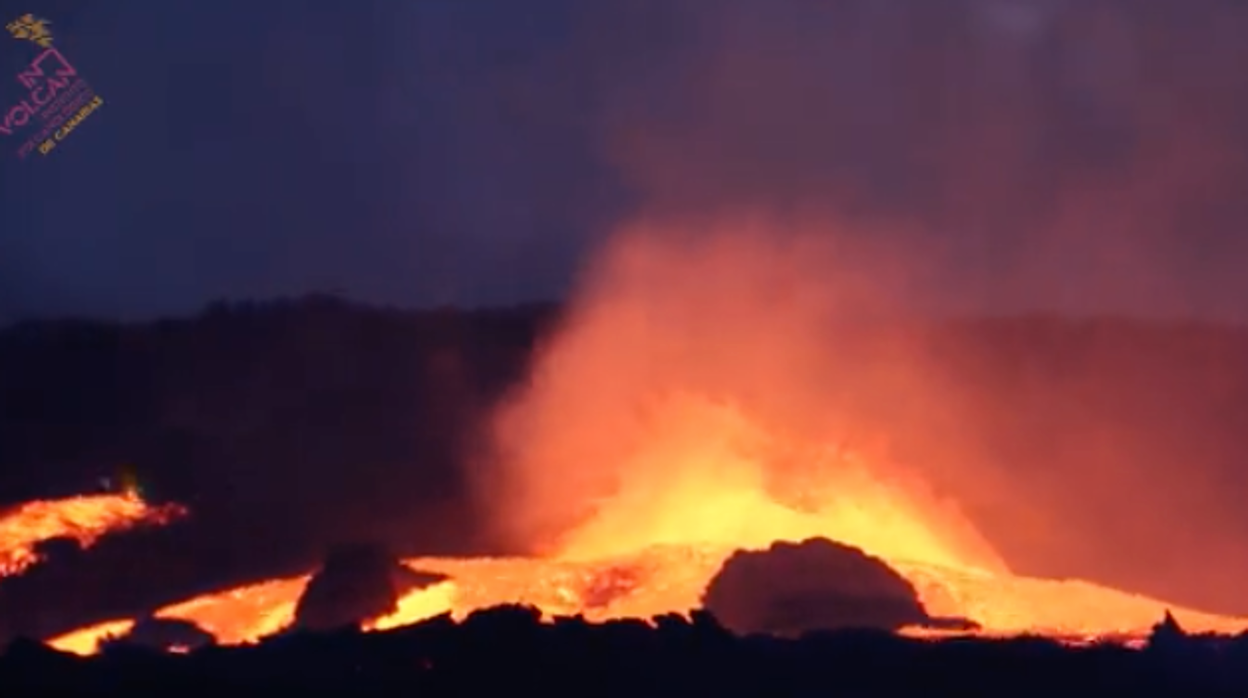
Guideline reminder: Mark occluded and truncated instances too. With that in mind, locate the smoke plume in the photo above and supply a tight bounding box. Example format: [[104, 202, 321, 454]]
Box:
[[473, 0, 1248, 615], [568, 0, 1248, 319]]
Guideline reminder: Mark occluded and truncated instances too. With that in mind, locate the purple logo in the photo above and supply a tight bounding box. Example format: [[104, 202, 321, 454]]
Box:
[[3, 14, 104, 159], [0, 47, 78, 135]]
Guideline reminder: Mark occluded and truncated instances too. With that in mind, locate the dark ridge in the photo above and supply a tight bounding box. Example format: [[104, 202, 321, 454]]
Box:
[[0, 606, 1244, 696]]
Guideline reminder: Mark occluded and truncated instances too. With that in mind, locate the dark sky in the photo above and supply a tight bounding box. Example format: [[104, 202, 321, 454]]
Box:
[[2, 0, 1247, 323]]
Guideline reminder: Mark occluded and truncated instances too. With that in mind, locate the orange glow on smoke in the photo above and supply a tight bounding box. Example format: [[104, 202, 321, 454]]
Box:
[[478, 219, 1006, 575], [533, 393, 1004, 575]]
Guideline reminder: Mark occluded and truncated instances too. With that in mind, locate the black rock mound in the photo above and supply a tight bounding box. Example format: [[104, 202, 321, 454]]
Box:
[[701, 537, 978, 637], [100, 616, 216, 654], [292, 542, 446, 632]]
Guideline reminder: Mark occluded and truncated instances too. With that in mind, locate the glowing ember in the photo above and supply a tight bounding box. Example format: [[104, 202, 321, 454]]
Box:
[[0, 492, 186, 578]]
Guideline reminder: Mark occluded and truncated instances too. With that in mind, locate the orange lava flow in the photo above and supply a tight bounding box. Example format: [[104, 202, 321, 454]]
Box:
[[0, 492, 186, 578], [39, 222, 1248, 654], [41, 363, 1248, 654], [48, 546, 1248, 656], [44, 398, 1248, 655]]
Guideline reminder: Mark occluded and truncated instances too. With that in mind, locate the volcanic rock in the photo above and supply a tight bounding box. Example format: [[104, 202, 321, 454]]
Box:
[[31, 536, 85, 564], [701, 537, 973, 636], [101, 616, 216, 653], [292, 542, 446, 632], [1148, 609, 1188, 650]]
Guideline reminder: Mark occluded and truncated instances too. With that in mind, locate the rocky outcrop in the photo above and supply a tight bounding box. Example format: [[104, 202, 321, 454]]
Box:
[[702, 537, 976, 636], [292, 542, 446, 632]]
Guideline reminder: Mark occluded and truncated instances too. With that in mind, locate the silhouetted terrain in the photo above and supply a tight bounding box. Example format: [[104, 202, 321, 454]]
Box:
[[4, 297, 1248, 641], [0, 604, 1243, 697]]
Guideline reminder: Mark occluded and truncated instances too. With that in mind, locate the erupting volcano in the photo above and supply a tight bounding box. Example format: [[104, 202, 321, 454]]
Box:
[[34, 217, 1248, 654]]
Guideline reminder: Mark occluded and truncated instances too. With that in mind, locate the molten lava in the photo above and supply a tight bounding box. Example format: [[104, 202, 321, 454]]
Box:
[[0, 492, 185, 578], [40, 221, 1248, 654], [44, 398, 1248, 655], [47, 544, 1248, 656]]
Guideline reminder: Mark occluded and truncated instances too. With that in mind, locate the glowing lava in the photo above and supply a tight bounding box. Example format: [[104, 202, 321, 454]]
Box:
[[40, 220, 1248, 654], [527, 394, 1005, 576], [0, 492, 186, 578], [48, 544, 1248, 656], [43, 398, 1248, 655]]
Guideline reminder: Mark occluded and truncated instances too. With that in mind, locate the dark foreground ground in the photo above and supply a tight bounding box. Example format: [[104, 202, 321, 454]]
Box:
[[0, 605, 1242, 697]]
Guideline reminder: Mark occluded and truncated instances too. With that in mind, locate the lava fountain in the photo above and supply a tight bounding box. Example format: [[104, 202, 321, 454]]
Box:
[[44, 215, 1248, 653]]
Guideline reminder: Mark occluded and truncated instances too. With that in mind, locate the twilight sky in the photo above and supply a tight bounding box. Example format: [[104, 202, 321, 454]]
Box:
[[1, 0, 1247, 323]]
